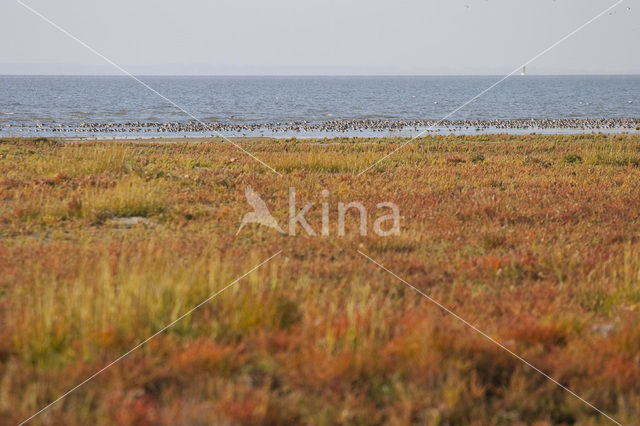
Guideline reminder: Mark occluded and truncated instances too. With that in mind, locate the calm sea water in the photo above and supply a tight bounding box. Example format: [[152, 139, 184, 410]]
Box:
[[1, 75, 638, 137]]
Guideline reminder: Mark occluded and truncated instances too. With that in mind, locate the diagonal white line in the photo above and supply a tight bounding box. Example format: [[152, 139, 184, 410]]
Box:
[[14, 0, 282, 176], [357, 250, 622, 425], [19, 250, 283, 425], [356, 0, 626, 176]]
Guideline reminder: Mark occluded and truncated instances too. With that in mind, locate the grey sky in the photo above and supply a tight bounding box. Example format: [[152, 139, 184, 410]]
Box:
[[1, 0, 638, 75]]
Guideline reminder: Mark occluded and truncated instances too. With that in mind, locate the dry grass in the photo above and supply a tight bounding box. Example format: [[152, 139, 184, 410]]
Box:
[[1, 134, 640, 424]]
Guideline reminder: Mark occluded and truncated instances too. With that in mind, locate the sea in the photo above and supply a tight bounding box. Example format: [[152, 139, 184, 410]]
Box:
[[0, 75, 638, 138]]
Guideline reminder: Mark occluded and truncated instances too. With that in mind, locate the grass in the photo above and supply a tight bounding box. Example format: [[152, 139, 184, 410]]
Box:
[[1, 134, 640, 424]]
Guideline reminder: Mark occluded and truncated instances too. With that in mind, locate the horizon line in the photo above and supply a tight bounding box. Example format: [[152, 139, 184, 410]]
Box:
[[2, 73, 640, 77]]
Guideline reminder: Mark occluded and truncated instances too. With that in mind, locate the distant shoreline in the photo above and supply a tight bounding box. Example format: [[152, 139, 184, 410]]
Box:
[[3, 73, 640, 77]]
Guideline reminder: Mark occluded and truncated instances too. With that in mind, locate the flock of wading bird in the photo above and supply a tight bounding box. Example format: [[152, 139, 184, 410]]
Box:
[[4, 117, 640, 136]]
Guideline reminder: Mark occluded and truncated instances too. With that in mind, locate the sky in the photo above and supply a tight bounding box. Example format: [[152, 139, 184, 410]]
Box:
[[1, 0, 639, 75]]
